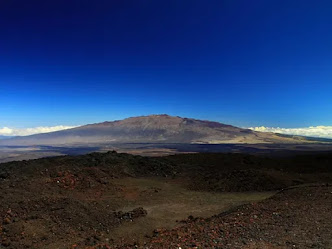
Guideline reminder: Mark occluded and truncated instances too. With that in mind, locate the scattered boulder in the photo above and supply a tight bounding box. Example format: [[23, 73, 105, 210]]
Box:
[[116, 207, 147, 221]]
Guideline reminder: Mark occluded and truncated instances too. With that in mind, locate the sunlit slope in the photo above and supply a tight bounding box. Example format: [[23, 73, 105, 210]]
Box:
[[0, 115, 318, 146]]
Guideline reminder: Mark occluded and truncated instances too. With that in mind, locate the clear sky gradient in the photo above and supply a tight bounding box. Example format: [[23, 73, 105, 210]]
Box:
[[1, 0, 332, 129]]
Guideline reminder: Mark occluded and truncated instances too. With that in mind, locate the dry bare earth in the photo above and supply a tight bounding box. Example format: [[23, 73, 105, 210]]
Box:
[[0, 173, 271, 248], [121, 185, 332, 249], [107, 178, 272, 246], [0, 151, 332, 248]]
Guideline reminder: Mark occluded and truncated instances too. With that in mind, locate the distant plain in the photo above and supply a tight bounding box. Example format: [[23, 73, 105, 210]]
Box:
[[2, 142, 332, 163]]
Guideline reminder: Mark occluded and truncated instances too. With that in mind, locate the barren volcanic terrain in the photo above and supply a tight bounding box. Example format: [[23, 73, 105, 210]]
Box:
[[0, 115, 320, 147], [0, 151, 331, 248], [2, 115, 332, 164]]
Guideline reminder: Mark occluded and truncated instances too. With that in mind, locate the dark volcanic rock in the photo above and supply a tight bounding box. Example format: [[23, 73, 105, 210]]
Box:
[[116, 185, 332, 249]]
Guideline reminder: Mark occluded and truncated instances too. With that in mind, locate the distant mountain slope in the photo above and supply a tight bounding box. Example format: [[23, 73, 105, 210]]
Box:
[[0, 135, 13, 140], [0, 115, 316, 146]]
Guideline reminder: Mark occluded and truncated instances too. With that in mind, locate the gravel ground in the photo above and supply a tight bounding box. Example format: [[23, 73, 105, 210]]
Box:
[[114, 185, 332, 249], [1, 152, 332, 249]]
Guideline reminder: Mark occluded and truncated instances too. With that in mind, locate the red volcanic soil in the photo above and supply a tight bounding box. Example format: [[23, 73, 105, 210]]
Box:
[[0, 152, 332, 248], [116, 185, 332, 249]]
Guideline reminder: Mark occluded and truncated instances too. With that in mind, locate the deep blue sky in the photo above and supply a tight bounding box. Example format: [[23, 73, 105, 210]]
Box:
[[1, 0, 332, 128]]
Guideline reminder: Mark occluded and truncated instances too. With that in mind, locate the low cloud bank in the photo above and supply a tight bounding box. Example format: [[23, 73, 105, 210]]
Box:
[[249, 126, 332, 139], [0, 125, 78, 136]]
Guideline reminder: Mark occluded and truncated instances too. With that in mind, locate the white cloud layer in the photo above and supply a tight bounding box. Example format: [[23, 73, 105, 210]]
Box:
[[249, 126, 332, 139], [0, 125, 78, 136]]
